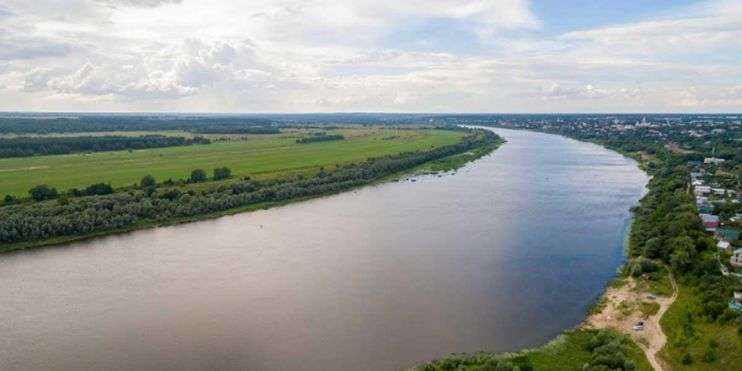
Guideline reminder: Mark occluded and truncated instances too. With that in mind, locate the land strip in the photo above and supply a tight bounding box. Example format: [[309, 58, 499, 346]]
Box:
[[0, 127, 501, 252]]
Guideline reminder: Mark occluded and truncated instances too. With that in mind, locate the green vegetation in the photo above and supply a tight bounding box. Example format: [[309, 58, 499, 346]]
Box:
[[0, 135, 209, 158], [296, 133, 345, 144], [0, 115, 272, 134], [82, 183, 114, 196], [639, 301, 661, 316], [614, 147, 739, 371], [28, 184, 58, 201], [190, 169, 208, 183], [0, 128, 498, 251], [192, 126, 280, 134], [633, 264, 674, 297], [413, 329, 651, 371], [587, 296, 609, 316], [213, 167, 232, 180], [140, 175, 156, 189], [416, 139, 504, 173], [0, 128, 463, 197], [660, 284, 742, 370]]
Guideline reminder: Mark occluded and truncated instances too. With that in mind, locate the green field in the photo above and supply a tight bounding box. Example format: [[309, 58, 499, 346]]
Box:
[[0, 128, 464, 197], [660, 284, 742, 370]]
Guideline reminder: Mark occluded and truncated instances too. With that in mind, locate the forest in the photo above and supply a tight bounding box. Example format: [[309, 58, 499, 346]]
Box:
[[0, 135, 210, 158], [0, 116, 273, 134], [191, 126, 280, 134]]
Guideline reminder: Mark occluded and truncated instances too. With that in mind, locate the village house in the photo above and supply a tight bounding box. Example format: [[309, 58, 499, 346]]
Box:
[[694, 185, 711, 196], [696, 196, 709, 207], [704, 157, 726, 165], [700, 213, 720, 231], [717, 228, 741, 242], [717, 240, 731, 252], [731, 249, 742, 268], [711, 188, 734, 196], [698, 204, 714, 214], [731, 291, 742, 312]]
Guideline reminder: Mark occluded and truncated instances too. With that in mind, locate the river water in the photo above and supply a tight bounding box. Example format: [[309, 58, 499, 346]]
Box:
[[0, 128, 649, 371]]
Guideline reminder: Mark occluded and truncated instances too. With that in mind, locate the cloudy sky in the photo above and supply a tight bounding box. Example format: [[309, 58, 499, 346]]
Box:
[[0, 0, 741, 113]]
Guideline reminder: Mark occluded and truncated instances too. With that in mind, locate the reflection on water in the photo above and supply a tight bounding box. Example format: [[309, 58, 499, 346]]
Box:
[[0, 128, 648, 371]]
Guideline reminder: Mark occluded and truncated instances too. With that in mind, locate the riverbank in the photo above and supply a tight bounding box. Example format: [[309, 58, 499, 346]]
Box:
[[414, 265, 679, 371], [0, 129, 503, 253], [413, 328, 654, 371]]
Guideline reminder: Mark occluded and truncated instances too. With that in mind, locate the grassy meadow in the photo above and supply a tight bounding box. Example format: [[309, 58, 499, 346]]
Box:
[[0, 127, 464, 197], [660, 284, 742, 370]]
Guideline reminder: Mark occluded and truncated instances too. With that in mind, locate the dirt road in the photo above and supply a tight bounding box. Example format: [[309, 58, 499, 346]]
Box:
[[584, 273, 678, 371]]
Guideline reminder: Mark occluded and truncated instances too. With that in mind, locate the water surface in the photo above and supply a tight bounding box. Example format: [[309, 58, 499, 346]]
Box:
[[0, 128, 648, 371]]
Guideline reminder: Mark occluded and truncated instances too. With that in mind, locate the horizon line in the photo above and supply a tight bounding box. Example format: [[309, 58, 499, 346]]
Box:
[[1, 111, 741, 116]]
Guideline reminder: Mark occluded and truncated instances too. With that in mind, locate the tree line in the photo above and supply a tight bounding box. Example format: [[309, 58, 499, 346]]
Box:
[[3, 167, 235, 205], [0, 129, 498, 247], [0, 135, 210, 158], [192, 126, 280, 134], [0, 116, 273, 134], [296, 134, 345, 144]]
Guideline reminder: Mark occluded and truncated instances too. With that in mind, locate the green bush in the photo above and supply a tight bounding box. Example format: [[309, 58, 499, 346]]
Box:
[[140, 174, 156, 188], [630, 257, 658, 277], [3, 194, 17, 205], [213, 167, 232, 180], [28, 184, 58, 201], [84, 182, 113, 196], [583, 331, 636, 370], [702, 347, 718, 363], [190, 169, 207, 183]]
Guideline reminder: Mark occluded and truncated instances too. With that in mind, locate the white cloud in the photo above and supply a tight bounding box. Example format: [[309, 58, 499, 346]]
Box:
[[95, 0, 182, 8], [0, 0, 740, 112], [561, 1, 742, 56]]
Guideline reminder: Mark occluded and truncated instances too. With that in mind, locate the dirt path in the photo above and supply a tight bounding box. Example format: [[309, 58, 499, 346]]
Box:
[[644, 273, 677, 371], [584, 272, 678, 371]]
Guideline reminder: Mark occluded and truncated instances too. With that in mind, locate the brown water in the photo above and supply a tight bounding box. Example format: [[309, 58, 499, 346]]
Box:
[[0, 128, 649, 371]]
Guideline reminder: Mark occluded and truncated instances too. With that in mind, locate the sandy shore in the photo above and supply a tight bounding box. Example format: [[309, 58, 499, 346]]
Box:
[[583, 273, 678, 371]]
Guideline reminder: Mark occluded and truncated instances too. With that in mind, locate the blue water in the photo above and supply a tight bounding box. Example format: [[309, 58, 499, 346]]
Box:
[[0, 128, 649, 371]]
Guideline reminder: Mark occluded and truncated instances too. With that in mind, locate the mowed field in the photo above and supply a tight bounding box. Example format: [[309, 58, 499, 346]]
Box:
[[0, 128, 464, 196]]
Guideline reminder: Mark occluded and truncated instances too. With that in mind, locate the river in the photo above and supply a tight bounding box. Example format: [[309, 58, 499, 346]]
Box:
[[0, 128, 649, 371]]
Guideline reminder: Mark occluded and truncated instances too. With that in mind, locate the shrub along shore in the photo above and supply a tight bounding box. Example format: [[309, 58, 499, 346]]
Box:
[[0, 127, 502, 253]]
